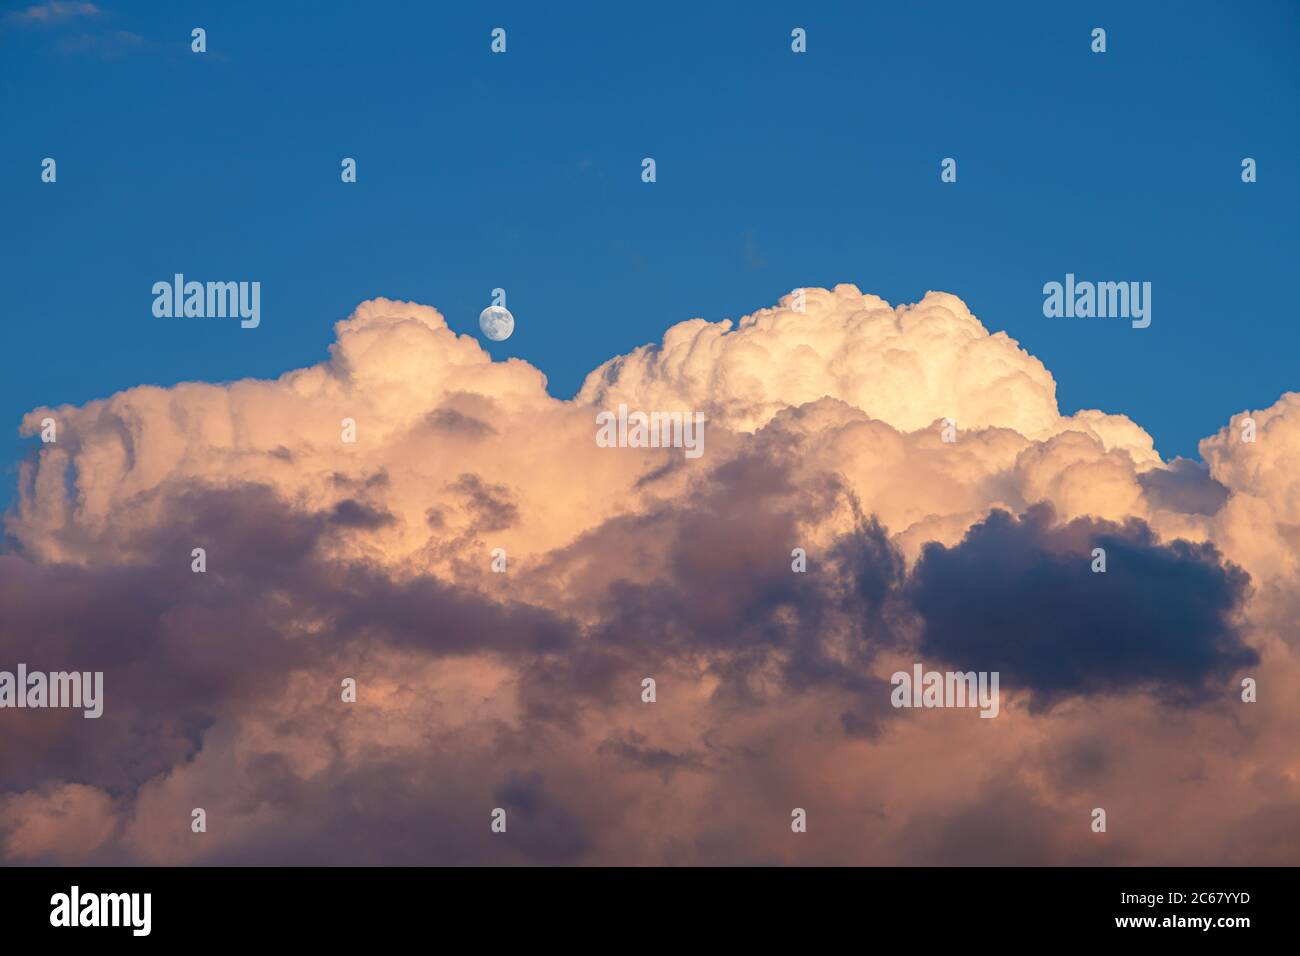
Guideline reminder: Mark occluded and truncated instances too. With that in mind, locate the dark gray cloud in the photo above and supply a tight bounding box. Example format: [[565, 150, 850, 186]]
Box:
[[491, 771, 592, 863], [330, 498, 396, 530], [908, 504, 1257, 707], [447, 473, 519, 532], [537, 446, 904, 713], [0, 482, 574, 800], [597, 731, 708, 780], [1140, 457, 1230, 516]]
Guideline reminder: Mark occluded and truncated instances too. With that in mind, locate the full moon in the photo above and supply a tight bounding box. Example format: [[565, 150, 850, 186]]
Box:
[[479, 305, 515, 342]]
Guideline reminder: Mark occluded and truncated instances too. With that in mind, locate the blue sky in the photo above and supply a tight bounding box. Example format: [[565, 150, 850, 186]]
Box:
[[2, 0, 1298, 503]]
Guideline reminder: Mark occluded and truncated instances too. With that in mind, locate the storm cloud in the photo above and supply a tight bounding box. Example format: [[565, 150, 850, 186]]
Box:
[[909, 505, 1256, 707]]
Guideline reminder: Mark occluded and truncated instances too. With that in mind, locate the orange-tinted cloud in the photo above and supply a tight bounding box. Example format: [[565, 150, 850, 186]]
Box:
[[3, 290, 1297, 864]]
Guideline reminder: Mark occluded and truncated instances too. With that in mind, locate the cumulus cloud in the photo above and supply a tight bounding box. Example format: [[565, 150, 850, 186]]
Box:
[[578, 287, 1159, 461], [2, 288, 1298, 864]]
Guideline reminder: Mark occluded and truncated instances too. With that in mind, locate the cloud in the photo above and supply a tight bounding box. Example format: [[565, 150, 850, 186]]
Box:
[[909, 504, 1257, 707], [0, 783, 117, 863], [3, 289, 1298, 864], [5, 2, 100, 26], [1138, 456, 1229, 516], [575, 286, 1159, 465], [4, 1, 145, 61]]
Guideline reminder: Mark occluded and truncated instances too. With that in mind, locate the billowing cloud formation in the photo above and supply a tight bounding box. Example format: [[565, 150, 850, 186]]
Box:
[[578, 288, 1160, 462], [3, 287, 1298, 865]]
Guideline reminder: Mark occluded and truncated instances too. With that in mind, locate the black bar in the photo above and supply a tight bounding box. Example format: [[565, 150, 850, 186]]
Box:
[[0, 866, 1283, 942]]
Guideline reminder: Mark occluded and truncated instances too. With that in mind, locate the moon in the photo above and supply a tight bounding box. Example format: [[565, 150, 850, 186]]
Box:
[[479, 305, 515, 342]]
